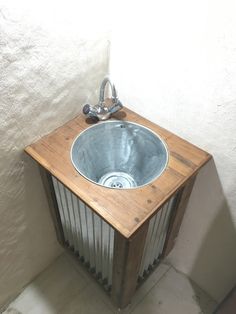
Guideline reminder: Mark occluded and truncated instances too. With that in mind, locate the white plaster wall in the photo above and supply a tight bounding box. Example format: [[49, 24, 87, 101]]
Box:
[[0, 1, 109, 307], [110, 0, 236, 302]]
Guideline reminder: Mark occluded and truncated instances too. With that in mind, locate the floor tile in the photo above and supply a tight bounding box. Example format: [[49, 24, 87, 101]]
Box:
[[131, 267, 217, 314], [3, 254, 218, 314], [56, 284, 113, 314], [3, 254, 88, 314]]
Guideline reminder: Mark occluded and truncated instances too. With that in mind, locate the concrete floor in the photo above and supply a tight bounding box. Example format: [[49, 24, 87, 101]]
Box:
[[2, 253, 217, 314]]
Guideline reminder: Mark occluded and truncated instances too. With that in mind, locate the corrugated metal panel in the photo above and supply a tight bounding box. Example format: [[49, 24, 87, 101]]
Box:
[[52, 176, 177, 288], [139, 195, 176, 278], [52, 176, 114, 288]]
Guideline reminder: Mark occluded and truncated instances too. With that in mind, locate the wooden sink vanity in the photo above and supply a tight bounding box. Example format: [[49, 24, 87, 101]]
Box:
[[25, 106, 211, 309]]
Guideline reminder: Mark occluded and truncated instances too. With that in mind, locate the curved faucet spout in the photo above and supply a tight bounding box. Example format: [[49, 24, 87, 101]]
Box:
[[83, 76, 123, 121], [99, 76, 118, 106]]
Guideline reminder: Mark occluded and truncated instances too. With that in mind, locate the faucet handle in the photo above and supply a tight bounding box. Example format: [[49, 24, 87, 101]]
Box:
[[109, 99, 123, 114], [83, 104, 91, 115]]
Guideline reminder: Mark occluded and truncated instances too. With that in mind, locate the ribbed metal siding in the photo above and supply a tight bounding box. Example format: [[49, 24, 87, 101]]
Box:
[[139, 195, 176, 278], [52, 176, 114, 288]]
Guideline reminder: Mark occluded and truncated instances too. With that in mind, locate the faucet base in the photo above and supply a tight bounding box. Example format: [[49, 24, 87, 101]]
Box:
[[82, 77, 123, 121]]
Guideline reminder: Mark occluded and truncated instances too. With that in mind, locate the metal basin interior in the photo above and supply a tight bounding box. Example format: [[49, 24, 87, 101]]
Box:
[[71, 121, 169, 189]]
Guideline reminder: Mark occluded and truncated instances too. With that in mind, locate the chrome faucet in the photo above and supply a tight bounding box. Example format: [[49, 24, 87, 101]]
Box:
[[83, 77, 123, 121]]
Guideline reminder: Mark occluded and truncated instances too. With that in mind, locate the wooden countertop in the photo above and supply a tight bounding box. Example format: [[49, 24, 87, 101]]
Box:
[[25, 106, 211, 239]]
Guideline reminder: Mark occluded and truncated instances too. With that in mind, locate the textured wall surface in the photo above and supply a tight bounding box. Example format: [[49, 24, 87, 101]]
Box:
[[0, 3, 109, 307], [110, 0, 236, 302]]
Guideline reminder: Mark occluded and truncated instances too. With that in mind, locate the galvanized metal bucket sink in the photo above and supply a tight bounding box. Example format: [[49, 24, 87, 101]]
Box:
[[71, 121, 168, 189]]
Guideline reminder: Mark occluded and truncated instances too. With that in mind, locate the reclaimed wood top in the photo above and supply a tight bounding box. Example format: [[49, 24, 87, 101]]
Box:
[[25, 106, 211, 238]]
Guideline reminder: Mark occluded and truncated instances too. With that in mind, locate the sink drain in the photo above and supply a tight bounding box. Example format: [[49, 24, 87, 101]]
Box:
[[111, 181, 123, 188], [99, 172, 137, 189]]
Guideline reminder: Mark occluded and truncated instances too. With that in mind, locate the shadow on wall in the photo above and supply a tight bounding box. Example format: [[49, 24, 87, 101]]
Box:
[[187, 159, 236, 309]]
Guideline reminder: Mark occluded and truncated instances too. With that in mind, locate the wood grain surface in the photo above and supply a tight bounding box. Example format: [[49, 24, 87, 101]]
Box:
[[111, 222, 149, 308], [25, 106, 211, 239]]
